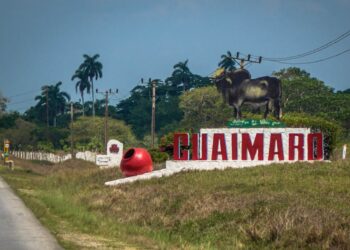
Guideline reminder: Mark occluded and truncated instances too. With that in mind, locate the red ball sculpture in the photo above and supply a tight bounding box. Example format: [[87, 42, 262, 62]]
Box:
[[120, 148, 153, 177]]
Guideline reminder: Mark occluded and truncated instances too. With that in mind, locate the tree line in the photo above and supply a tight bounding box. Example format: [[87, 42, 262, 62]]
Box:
[[0, 51, 349, 152]]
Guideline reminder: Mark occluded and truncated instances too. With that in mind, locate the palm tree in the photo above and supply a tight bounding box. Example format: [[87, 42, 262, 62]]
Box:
[[218, 51, 236, 72], [166, 60, 193, 92], [0, 91, 8, 115], [35, 82, 70, 127], [78, 54, 103, 117], [71, 69, 90, 116]]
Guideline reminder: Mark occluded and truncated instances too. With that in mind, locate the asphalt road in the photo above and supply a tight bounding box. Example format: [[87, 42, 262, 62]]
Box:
[[0, 176, 62, 250]]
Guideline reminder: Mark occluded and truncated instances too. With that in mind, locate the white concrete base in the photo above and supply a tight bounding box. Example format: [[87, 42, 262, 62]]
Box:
[[104, 159, 328, 186], [166, 160, 279, 171], [105, 168, 182, 186]]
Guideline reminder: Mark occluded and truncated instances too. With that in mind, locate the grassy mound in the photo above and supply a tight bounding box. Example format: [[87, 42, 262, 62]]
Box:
[[1, 158, 350, 249]]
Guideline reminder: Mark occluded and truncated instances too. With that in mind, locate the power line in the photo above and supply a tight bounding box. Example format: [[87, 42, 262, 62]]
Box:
[[267, 48, 350, 65], [243, 29, 350, 62], [7, 98, 35, 106], [7, 89, 41, 99], [7, 106, 29, 112], [5, 80, 74, 101]]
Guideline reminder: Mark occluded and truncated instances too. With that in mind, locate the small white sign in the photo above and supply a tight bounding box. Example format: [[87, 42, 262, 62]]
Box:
[[95, 139, 124, 167], [96, 155, 110, 166]]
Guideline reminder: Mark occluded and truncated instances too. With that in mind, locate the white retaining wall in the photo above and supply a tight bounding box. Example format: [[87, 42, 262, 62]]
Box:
[[11, 151, 96, 164], [75, 151, 97, 163]]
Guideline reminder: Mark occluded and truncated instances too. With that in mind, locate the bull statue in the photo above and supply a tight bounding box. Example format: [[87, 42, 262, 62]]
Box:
[[213, 68, 282, 120]]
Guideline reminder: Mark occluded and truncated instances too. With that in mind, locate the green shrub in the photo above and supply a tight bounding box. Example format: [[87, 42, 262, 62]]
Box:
[[238, 112, 341, 158], [148, 148, 169, 163], [160, 132, 175, 149], [160, 113, 341, 159], [37, 141, 55, 152], [71, 117, 138, 152], [281, 113, 342, 158]]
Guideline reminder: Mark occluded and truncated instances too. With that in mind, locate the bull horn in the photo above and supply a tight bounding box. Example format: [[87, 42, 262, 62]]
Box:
[[213, 68, 225, 78], [225, 78, 232, 84], [260, 80, 268, 86]]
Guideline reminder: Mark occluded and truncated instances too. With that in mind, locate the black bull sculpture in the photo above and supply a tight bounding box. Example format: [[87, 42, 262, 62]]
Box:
[[213, 69, 282, 120]]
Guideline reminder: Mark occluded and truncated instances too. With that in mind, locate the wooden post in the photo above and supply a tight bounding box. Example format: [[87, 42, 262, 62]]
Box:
[[240, 59, 244, 69], [105, 91, 109, 154], [70, 102, 74, 158], [45, 86, 49, 127], [151, 80, 156, 148], [96, 88, 117, 154]]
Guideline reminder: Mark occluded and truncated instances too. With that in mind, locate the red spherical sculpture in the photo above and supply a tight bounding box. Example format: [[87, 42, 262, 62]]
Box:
[[120, 148, 153, 177]]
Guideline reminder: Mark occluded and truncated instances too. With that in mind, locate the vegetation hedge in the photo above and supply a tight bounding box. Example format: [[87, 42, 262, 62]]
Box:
[[148, 148, 169, 163], [281, 113, 342, 158], [160, 113, 341, 160]]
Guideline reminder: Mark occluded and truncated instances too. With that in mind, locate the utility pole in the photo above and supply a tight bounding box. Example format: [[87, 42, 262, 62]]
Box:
[[70, 102, 75, 158], [151, 80, 156, 148], [45, 86, 49, 127], [96, 88, 118, 153], [104, 90, 109, 152], [232, 52, 262, 69]]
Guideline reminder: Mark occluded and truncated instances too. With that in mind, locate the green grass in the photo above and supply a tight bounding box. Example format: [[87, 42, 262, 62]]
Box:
[[1, 158, 350, 249]]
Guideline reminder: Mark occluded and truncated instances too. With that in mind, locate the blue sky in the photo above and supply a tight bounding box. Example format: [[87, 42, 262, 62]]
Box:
[[1, 0, 349, 112]]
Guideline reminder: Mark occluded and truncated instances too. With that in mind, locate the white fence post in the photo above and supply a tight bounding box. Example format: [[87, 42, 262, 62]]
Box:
[[343, 144, 347, 160]]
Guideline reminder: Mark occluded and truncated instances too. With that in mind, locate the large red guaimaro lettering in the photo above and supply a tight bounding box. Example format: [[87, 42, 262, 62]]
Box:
[[241, 133, 264, 160], [172, 131, 323, 162]]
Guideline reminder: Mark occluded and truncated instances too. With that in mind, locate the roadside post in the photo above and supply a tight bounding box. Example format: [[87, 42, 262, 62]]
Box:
[[3, 139, 14, 169], [343, 144, 347, 160]]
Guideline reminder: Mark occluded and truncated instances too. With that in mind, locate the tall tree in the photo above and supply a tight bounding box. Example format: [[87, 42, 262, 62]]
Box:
[[0, 91, 8, 116], [71, 116, 138, 151], [218, 51, 236, 72], [273, 67, 333, 109], [71, 69, 90, 116], [273, 67, 350, 134], [34, 82, 70, 127], [165, 60, 211, 94], [78, 54, 103, 117], [342, 88, 350, 94], [179, 86, 231, 131], [117, 78, 183, 138], [166, 60, 192, 92]]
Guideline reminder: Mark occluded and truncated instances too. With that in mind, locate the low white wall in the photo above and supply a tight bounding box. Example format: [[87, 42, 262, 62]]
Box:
[[11, 151, 96, 164], [75, 151, 96, 163], [11, 151, 72, 163]]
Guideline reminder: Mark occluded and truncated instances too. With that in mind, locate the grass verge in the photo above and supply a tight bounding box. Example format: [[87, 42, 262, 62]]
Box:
[[1, 158, 350, 249]]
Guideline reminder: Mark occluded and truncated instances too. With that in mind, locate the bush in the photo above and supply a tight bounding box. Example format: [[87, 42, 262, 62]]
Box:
[[0, 118, 38, 150], [281, 113, 342, 158], [148, 148, 169, 163], [71, 117, 138, 152], [37, 141, 54, 152], [33, 126, 70, 150], [235, 112, 341, 158]]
